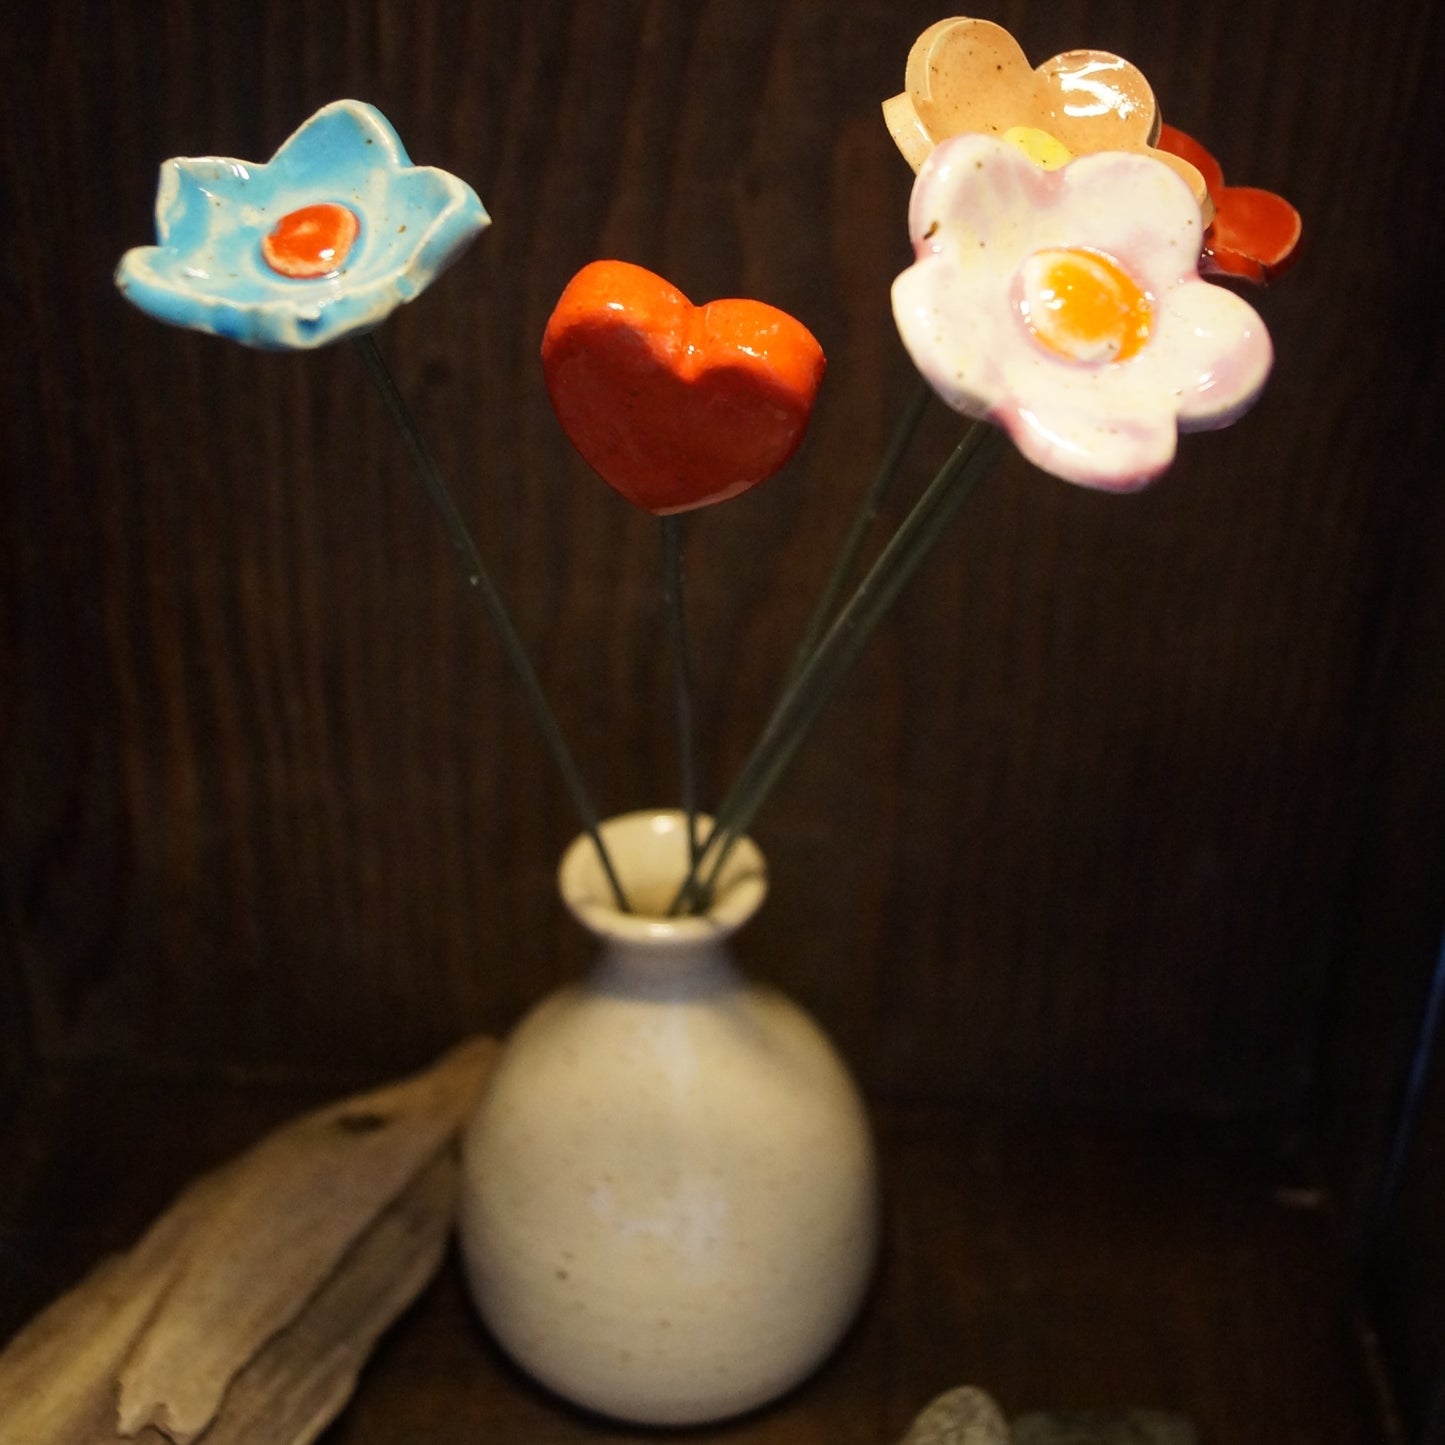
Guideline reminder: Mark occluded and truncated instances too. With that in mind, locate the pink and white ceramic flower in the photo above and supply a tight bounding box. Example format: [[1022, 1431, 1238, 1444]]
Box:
[[892, 133, 1273, 490]]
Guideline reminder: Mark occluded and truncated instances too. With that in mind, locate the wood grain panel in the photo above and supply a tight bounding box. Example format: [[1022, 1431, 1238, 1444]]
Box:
[[1, 0, 1442, 1125], [1370, 984, 1445, 1440]]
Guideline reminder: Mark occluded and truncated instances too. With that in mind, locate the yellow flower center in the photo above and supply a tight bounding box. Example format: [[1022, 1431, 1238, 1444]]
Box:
[[1016, 247, 1153, 364], [261, 203, 360, 279], [1001, 126, 1074, 170]]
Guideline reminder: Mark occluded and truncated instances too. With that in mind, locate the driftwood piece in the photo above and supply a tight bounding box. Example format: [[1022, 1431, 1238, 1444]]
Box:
[[116, 1035, 495, 1442], [0, 1150, 461, 1445], [160, 1149, 460, 1445], [0, 1036, 495, 1445], [900, 1387, 1012, 1444], [0, 1167, 236, 1442]]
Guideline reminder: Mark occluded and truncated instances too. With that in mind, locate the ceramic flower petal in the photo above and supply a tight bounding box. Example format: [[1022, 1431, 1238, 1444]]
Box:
[[541, 260, 825, 516], [1157, 124, 1302, 284], [116, 100, 489, 349], [891, 134, 1272, 491], [882, 17, 1210, 219]]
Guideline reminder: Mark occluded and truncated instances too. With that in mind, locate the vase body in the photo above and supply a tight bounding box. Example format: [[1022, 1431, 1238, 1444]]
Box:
[[458, 810, 879, 1426]]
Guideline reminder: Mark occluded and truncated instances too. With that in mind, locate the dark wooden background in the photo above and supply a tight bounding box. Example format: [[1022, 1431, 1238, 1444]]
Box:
[[3, 0, 1443, 1437]]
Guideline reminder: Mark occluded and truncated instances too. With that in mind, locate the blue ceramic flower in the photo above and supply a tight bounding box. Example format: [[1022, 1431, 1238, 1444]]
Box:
[[116, 100, 489, 349]]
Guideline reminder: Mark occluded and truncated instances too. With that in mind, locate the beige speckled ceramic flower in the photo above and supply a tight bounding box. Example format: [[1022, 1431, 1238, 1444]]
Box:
[[882, 17, 1210, 219]]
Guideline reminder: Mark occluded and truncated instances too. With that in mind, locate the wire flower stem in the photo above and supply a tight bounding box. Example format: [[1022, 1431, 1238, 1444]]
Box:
[[683, 378, 933, 900], [670, 420, 1004, 915], [661, 514, 701, 867], [784, 377, 933, 687], [355, 333, 631, 913]]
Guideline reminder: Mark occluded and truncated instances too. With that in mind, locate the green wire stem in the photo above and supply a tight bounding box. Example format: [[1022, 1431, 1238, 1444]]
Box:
[[355, 333, 631, 913], [661, 514, 701, 867], [671, 420, 1005, 914], [784, 377, 932, 688]]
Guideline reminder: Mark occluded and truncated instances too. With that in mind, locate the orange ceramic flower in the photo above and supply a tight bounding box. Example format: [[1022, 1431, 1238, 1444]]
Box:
[[541, 261, 825, 516], [883, 17, 1210, 220], [1156, 124, 1302, 284]]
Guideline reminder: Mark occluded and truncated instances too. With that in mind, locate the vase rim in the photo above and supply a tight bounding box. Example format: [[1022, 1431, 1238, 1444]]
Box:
[[558, 809, 767, 946]]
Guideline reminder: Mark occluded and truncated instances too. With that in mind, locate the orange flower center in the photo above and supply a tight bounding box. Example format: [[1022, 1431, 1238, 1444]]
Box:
[[1016, 247, 1152, 364], [261, 203, 360, 279]]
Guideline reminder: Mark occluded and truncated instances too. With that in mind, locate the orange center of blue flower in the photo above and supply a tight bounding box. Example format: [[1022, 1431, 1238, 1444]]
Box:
[[1016, 247, 1152, 364], [261, 203, 360, 279]]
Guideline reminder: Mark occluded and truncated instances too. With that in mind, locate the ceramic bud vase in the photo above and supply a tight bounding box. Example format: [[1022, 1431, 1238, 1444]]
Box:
[[458, 809, 879, 1426]]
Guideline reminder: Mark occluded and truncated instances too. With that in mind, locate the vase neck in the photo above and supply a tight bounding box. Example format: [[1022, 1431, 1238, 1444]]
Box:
[[592, 935, 738, 1002]]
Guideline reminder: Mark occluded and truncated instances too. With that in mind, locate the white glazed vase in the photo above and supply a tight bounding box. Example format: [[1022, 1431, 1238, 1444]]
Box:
[[458, 809, 880, 1426]]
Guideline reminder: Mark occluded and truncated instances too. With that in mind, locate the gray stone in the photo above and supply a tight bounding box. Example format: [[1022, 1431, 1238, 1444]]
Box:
[[1010, 1410, 1199, 1445], [900, 1387, 1012, 1444]]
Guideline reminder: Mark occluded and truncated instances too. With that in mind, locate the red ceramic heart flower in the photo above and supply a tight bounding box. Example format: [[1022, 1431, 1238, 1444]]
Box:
[[541, 260, 826, 515], [1157, 124, 1302, 284]]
